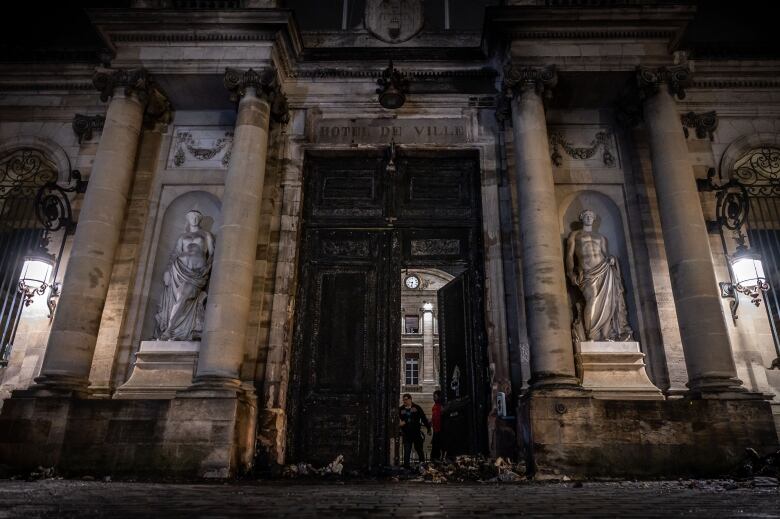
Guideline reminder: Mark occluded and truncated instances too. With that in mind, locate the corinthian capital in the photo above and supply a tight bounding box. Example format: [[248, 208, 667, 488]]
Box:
[[93, 67, 151, 103], [636, 65, 692, 101], [92, 67, 172, 127], [502, 64, 557, 99], [224, 67, 289, 123]]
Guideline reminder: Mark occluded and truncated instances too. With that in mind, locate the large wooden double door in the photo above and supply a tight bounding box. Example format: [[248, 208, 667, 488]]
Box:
[[287, 150, 488, 469]]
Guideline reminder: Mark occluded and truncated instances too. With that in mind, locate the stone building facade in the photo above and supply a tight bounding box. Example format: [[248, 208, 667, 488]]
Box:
[[0, 1, 778, 478]]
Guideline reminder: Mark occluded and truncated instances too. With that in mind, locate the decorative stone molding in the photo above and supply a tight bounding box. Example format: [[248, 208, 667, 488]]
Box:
[[681, 111, 718, 140], [636, 64, 692, 101], [549, 129, 615, 167], [223, 67, 289, 123], [72, 114, 105, 143], [168, 127, 234, 169], [502, 63, 557, 99], [92, 67, 173, 127]]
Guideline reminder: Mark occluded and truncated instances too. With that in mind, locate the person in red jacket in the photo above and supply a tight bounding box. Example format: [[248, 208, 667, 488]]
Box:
[[430, 390, 443, 461]]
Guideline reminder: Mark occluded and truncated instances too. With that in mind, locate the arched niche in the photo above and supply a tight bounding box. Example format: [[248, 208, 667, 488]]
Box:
[[141, 190, 222, 340], [559, 190, 639, 339]]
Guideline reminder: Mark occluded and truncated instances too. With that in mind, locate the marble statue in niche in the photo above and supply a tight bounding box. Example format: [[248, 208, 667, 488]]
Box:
[[154, 210, 215, 341], [566, 209, 633, 342]]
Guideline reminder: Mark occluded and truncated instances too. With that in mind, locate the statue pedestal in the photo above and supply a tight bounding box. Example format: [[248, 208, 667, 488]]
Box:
[[114, 340, 199, 399], [576, 341, 664, 400]]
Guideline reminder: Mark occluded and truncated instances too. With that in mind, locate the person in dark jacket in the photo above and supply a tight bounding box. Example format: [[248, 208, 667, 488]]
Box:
[[399, 393, 431, 468]]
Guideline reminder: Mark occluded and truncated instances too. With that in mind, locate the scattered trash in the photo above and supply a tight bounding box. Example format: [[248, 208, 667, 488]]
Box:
[[326, 455, 344, 475], [417, 455, 526, 484], [752, 476, 779, 488], [28, 466, 57, 481], [739, 448, 779, 479], [282, 455, 346, 479]]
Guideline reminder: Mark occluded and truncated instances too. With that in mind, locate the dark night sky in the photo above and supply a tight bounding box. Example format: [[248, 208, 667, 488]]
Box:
[[0, 1, 778, 63]]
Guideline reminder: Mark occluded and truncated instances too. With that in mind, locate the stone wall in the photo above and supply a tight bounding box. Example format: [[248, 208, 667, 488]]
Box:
[[522, 394, 780, 478], [0, 394, 254, 477]]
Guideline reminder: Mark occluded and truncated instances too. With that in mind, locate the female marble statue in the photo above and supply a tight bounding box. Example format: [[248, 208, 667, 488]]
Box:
[[155, 210, 215, 341], [565, 209, 633, 342]]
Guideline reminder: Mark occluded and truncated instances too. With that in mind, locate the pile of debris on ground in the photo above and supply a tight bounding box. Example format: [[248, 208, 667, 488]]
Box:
[[413, 456, 525, 484], [736, 448, 779, 488], [282, 454, 347, 479], [279, 454, 526, 483]]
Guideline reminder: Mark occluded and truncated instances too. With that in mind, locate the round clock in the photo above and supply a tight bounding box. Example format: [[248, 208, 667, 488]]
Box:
[[404, 275, 420, 289]]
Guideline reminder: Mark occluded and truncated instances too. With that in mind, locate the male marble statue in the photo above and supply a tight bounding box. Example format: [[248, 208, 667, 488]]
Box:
[[566, 209, 633, 342], [155, 210, 215, 341]]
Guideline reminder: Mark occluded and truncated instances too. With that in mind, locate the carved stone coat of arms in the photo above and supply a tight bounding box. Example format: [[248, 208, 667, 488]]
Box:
[[365, 0, 424, 44]]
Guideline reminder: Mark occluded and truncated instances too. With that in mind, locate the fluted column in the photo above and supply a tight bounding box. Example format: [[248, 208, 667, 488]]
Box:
[[192, 68, 287, 390], [34, 68, 169, 394], [638, 65, 744, 395], [505, 64, 579, 389]]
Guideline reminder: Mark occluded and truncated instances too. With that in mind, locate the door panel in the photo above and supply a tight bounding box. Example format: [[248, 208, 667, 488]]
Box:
[[438, 271, 487, 456], [396, 155, 479, 223], [289, 228, 389, 467], [304, 154, 386, 225]]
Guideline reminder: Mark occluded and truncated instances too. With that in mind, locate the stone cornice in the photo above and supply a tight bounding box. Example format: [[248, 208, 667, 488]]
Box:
[[0, 81, 95, 92], [506, 29, 677, 40], [224, 68, 289, 123], [485, 4, 695, 48], [87, 8, 302, 56], [690, 78, 780, 90], [637, 64, 692, 100], [502, 64, 557, 99]]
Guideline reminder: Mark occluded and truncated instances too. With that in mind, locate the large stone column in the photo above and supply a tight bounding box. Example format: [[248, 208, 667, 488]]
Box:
[[191, 68, 287, 390], [422, 306, 435, 383], [505, 65, 579, 389], [638, 65, 744, 395], [34, 68, 168, 394]]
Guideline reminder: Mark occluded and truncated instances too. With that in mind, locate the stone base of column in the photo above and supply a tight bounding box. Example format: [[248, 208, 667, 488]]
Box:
[[519, 392, 779, 479], [528, 373, 582, 393], [576, 341, 664, 401], [23, 374, 91, 398], [181, 374, 244, 398], [686, 375, 756, 399]]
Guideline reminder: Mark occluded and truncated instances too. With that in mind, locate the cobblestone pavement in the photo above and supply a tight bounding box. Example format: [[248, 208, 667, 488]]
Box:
[[0, 479, 778, 518]]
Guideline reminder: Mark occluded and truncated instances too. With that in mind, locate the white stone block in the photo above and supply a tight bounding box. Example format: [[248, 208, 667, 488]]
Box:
[[576, 341, 664, 400], [114, 340, 199, 399]]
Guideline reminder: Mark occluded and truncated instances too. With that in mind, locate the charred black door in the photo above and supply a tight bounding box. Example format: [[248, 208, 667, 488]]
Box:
[[438, 271, 487, 456], [289, 150, 486, 469], [287, 228, 391, 468]]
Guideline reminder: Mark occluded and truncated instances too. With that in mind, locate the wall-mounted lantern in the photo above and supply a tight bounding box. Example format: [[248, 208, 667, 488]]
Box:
[[16, 171, 85, 317], [720, 232, 770, 319], [18, 246, 54, 307], [698, 167, 770, 321], [376, 60, 409, 110]]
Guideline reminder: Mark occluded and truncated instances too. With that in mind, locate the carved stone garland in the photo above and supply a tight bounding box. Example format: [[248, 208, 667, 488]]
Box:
[[549, 130, 615, 167]]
